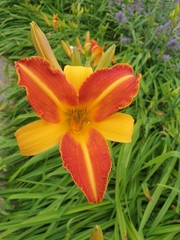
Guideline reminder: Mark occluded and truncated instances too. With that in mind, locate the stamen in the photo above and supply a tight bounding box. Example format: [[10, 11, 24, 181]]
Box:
[[70, 109, 89, 133]]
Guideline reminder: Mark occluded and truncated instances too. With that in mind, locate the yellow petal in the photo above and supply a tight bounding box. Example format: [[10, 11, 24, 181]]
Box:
[[30, 21, 62, 71], [64, 65, 93, 90], [15, 120, 68, 156], [92, 113, 134, 143]]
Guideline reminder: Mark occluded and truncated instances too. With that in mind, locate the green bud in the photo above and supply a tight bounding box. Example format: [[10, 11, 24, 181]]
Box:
[[72, 46, 81, 66], [30, 21, 62, 71], [170, 3, 179, 22], [89, 225, 104, 240], [95, 44, 116, 70]]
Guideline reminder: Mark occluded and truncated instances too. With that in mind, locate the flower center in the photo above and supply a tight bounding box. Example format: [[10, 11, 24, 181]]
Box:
[[69, 109, 90, 134]]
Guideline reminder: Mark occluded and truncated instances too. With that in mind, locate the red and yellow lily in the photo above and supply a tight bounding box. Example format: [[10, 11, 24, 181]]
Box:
[[15, 22, 141, 203]]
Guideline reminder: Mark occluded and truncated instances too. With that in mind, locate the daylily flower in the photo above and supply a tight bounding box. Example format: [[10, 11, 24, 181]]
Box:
[[15, 22, 141, 203], [15, 57, 141, 203]]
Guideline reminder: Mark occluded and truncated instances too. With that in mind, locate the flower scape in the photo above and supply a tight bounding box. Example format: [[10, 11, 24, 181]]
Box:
[[15, 22, 142, 203]]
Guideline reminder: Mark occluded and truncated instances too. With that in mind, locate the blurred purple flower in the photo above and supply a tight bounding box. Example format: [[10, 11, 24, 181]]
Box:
[[133, 3, 145, 14], [154, 21, 172, 36], [126, 1, 145, 15], [176, 65, 180, 71], [161, 54, 171, 61], [114, 0, 122, 5], [167, 38, 180, 51], [120, 37, 131, 45], [116, 11, 127, 22]]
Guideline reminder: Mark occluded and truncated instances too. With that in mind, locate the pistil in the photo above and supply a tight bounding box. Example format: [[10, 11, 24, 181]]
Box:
[[70, 109, 89, 133]]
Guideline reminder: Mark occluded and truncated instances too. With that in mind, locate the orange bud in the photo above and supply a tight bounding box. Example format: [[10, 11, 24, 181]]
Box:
[[90, 40, 104, 66], [53, 14, 58, 30]]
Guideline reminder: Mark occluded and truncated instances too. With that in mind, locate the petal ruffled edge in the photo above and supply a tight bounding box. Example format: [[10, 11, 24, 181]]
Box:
[[15, 57, 78, 123], [60, 128, 112, 203], [79, 64, 141, 121]]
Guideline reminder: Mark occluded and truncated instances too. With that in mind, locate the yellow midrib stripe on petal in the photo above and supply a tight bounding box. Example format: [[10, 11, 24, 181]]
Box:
[[89, 74, 133, 110], [20, 63, 63, 109], [79, 135, 97, 202]]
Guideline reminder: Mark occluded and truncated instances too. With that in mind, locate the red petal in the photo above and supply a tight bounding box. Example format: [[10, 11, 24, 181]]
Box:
[[60, 128, 112, 203], [15, 57, 78, 123], [79, 64, 141, 121]]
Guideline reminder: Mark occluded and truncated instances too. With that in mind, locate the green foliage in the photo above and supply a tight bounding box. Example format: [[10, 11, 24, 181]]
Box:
[[0, 0, 179, 239]]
